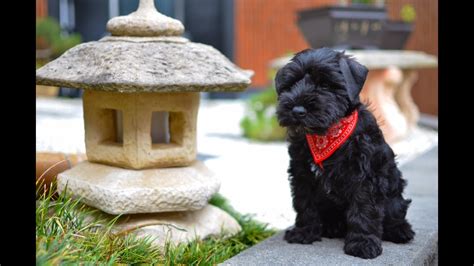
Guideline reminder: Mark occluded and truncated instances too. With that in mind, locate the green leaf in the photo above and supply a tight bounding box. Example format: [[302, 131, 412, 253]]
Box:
[[401, 4, 416, 23]]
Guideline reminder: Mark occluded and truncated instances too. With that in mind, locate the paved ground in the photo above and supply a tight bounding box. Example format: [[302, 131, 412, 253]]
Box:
[[36, 96, 438, 229], [222, 147, 438, 265]]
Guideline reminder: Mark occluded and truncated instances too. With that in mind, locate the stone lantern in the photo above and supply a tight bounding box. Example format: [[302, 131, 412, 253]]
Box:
[[36, 0, 251, 245]]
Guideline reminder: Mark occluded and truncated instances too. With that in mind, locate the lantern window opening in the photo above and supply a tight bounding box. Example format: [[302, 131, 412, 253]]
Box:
[[151, 111, 170, 144], [97, 108, 124, 146], [151, 111, 185, 149]]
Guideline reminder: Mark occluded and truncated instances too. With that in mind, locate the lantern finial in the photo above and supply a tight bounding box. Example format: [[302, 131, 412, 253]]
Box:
[[106, 0, 184, 37]]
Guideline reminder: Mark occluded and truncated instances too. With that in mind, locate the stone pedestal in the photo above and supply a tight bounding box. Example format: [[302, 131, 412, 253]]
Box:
[[359, 67, 423, 143], [80, 204, 241, 248], [110, 205, 241, 247], [359, 67, 408, 143]]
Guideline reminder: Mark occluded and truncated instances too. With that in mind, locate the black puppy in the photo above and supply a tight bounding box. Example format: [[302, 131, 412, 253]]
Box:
[[275, 48, 414, 259]]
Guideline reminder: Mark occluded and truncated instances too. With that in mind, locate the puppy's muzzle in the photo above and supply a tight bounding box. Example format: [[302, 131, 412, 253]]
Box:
[[292, 106, 307, 118]]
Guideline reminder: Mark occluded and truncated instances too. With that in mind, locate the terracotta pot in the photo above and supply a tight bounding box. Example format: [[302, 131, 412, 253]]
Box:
[[36, 152, 86, 198]]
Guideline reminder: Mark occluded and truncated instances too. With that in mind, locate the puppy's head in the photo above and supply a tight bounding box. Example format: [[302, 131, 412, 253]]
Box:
[[275, 48, 368, 135]]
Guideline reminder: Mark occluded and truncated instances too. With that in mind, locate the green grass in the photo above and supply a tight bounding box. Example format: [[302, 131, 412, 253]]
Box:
[[36, 183, 277, 265]]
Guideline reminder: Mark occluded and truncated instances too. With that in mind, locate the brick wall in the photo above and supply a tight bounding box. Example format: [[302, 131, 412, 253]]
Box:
[[235, 0, 438, 115], [235, 0, 337, 87], [36, 0, 48, 18]]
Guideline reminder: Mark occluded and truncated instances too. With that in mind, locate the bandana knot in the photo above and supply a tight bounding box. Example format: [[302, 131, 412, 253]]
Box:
[[306, 110, 359, 170]]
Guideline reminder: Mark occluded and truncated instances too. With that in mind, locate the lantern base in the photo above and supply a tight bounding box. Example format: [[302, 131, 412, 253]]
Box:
[[83, 204, 241, 248], [57, 160, 220, 214]]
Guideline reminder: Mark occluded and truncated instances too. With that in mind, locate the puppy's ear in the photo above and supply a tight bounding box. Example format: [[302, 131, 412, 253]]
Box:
[[339, 56, 368, 103], [274, 67, 286, 95]]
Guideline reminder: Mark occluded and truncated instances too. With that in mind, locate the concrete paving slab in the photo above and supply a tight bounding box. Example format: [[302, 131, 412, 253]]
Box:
[[222, 147, 438, 265]]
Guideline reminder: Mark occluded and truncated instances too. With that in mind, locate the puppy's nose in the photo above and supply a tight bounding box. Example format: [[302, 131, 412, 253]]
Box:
[[292, 106, 307, 118]]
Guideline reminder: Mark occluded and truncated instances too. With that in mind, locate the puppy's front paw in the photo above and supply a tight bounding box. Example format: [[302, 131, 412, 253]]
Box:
[[344, 234, 382, 259], [284, 226, 322, 244]]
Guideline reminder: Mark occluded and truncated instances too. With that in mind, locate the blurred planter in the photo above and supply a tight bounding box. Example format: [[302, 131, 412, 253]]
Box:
[[297, 5, 413, 50], [240, 87, 286, 142], [297, 5, 387, 49], [379, 21, 413, 49]]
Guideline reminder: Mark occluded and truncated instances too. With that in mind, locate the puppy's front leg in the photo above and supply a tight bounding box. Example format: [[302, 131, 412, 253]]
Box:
[[284, 161, 322, 244], [344, 182, 384, 259]]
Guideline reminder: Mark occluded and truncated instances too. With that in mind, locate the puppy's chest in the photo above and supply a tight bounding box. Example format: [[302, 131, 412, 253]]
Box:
[[310, 161, 324, 178], [309, 160, 346, 203], [309, 161, 334, 193]]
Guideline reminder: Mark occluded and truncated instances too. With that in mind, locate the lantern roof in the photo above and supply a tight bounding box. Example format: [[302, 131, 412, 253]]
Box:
[[35, 0, 252, 93]]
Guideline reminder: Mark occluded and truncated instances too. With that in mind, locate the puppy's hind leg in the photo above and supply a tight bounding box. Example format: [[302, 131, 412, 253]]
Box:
[[382, 195, 415, 243], [382, 168, 415, 243]]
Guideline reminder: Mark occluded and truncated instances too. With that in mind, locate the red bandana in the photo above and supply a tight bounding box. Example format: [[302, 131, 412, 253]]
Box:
[[306, 110, 359, 170]]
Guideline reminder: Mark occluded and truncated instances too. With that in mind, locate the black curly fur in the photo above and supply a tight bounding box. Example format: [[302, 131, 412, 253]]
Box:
[[275, 48, 415, 259]]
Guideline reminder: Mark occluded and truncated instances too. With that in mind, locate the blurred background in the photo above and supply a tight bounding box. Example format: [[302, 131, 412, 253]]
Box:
[[36, 0, 437, 114], [36, 0, 438, 229]]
